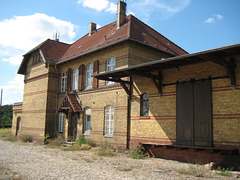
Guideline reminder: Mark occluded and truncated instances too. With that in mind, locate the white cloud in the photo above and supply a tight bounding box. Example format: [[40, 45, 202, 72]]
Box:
[[78, 0, 110, 12], [106, 2, 117, 14], [204, 14, 223, 24], [2, 54, 23, 66], [0, 13, 76, 52], [130, 0, 191, 21], [0, 74, 24, 105], [204, 17, 215, 24]]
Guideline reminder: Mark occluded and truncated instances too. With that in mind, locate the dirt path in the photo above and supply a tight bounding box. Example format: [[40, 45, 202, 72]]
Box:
[[0, 139, 238, 180]]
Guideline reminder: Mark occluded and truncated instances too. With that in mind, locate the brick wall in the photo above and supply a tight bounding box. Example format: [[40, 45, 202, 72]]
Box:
[[130, 56, 240, 152]]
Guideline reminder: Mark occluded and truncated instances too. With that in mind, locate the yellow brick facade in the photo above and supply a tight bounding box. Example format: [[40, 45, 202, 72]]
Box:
[[130, 55, 240, 150]]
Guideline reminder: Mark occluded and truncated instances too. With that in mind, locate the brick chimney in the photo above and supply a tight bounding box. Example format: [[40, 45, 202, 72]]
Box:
[[117, 0, 126, 28], [89, 22, 96, 36]]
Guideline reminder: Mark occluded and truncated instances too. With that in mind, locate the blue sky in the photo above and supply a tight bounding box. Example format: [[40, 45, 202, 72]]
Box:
[[0, 0, 240, 105]]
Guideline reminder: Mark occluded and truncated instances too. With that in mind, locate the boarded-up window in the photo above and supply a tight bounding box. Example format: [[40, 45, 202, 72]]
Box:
[[140, 93, 149, 117]]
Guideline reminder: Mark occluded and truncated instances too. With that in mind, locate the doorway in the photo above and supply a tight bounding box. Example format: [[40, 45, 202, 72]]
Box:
[[68, 113, 78, 141], [176, 80, 212, 147]]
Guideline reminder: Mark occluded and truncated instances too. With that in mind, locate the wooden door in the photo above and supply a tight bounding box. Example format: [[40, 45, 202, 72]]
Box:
[[194, 81, 212, 146], [176, 80, 212, 147], [176, 83, 194, 145], [68, 113, 78, 140]]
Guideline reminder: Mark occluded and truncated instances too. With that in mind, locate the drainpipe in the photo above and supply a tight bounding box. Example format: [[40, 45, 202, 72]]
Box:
[[54, 64, 59, 138], [126, 77, 132, 149]]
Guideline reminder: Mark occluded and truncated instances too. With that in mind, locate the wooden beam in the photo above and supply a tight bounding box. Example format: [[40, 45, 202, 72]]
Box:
[[119, 79, 131, 96], [129, 70, 158, 79], [201, 55, 236, 89], [151, 71, 163, 96]]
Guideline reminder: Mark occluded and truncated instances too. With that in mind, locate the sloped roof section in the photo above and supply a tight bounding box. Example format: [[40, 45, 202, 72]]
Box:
[[58, 15, 187, 64], [129, 15, 187, 56], [18, 39, 70, 74], [59, 92, 83, 113]]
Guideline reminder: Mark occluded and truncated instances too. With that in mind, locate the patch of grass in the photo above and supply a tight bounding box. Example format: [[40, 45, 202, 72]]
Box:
[[177, 164, 211, 178], [0, 128, 11, 137], [47, 135, 64, 147], [76, 134, 92, 146], [216, 167, 233, 177], [6, 136, 18, 142], [97, 144, 115, 157], [21, 135, 33, 143], [127, 147, 146, 159]]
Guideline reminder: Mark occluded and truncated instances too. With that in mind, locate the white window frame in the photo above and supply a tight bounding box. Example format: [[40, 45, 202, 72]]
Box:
[[72, 68, 79, 91], [106, 57, 116, 85], [58, 113, 64, 133], [86, 63, 93, 88], [104, 105, 114, 137], [61, 72, 67, 93], [84, 107, 91, 135]]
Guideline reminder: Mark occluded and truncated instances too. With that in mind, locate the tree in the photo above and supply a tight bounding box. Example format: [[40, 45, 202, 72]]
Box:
[[0, 105, 13, 127]]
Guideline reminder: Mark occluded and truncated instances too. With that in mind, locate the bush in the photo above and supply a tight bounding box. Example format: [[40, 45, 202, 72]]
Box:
[[0, 128, 11, 137], [216, 167, 233, 177], [47, 135, 64, 147], [127, 147, 146, 159], [21, 135, 33, 143], [76, 134, 92, 146], [97, 143, 115, 157], [177, 164, 211, 178], [43, 134, 50, 145]]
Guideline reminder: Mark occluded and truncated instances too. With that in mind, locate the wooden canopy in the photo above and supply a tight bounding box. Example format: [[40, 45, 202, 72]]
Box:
[[58, 92, 83, 113], [93, 43, 240, 95]]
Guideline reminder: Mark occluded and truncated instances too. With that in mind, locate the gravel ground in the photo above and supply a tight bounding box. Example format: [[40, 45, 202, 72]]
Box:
[[0, 139, 238, 180]]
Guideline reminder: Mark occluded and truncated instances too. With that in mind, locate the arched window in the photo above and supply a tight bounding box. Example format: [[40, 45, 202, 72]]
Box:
[[72, 68, 79, 90], [84, 107, 91, 135], [140, 93, 149, 117], [104, 105, 114, 137], [106, 57, 115, 85], [86, 63, 93, 88]]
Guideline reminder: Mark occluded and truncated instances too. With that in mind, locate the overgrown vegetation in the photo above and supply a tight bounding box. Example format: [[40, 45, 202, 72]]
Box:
[[127, 147, 146, 159], [177, 164, 212, 178], [76, 134, 92, 146], [21, 135, 33, 143], [0, 128, 11, 137], [46, 135, 64, 147], [97, 143, 115, 157], [0, 105, 13, 127], [216, 167, 233, 177]]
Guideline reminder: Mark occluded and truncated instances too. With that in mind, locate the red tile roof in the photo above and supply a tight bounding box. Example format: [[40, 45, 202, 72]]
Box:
[[59, 92, 83, 113], [18, 15, 187, 74], [18, 39, 70, 74], [58, 15, 187, 64]]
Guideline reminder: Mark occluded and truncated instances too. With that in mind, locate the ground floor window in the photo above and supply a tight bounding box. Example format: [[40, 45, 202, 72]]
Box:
[[58, 113, 64, 133], [84, 107, 91, 135], [104, 105, 114, 137], [140, 93, 149, 117]]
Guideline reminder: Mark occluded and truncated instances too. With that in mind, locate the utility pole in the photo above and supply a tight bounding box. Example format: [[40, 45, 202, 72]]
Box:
[[0, 89, 2, 128]]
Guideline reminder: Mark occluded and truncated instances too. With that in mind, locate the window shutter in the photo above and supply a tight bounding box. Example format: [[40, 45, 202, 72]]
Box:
[[93, 60, 99, 88], [78, 64, 85, 91], [67, 68, 72, 92]]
